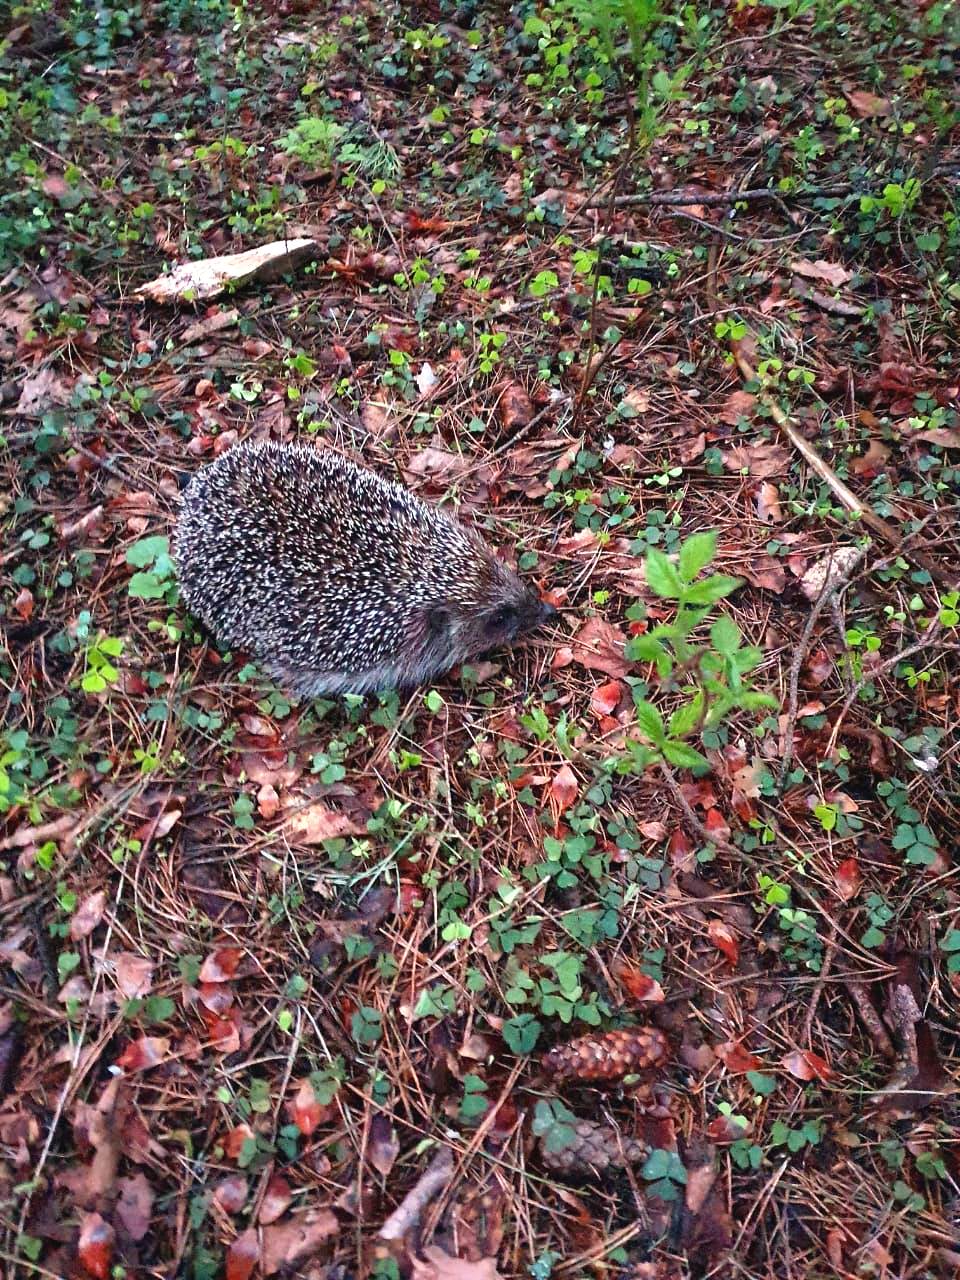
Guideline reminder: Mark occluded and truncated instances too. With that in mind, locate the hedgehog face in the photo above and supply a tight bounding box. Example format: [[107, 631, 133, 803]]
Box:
[[442, 565, 556, 663]]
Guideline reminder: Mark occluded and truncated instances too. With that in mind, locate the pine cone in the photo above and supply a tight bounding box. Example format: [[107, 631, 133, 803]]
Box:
[[541, 1117, 649, 1175], [542, 1027, 669, 1082]]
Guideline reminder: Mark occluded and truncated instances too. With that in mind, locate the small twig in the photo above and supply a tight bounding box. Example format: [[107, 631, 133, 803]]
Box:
[[823, 624, 949, 758], [601, 184, 858, 208], [845, 981, 896, 1059], [377, 1147, 455, 1242], [802, 925, 838, 1047], [777, 544, 870, 793]]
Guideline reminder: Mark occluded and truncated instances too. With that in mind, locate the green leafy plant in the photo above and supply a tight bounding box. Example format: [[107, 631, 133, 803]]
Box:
[[80, 633, 124, 694], [622, 531, 776, 772], [277, 115, 344, 169]]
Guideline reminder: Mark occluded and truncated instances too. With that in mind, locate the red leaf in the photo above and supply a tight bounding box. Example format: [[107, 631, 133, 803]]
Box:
[[226, 1228, 260, 1280], [716, 1040, 762, 1073], [199, 946, 243, 983], [590, 680, 623, 718], [115, 1035, 169, 1073], [259, 1173, 293, 1225], [77, 1212, 114, 1280], [287, 1079, 332, 1137], [704, 809, 730, 842], [13, 587, 34, 620], [781, 1049, 833, 1082], [223, 1124, 256, 1159], [213, 1175, 249, 1215], [549, 765, 578, 813], [707, 918, 740, 965], [618, 965, 665, 1004], [835, 858, 863, 902], [668, 828, 695, 870]]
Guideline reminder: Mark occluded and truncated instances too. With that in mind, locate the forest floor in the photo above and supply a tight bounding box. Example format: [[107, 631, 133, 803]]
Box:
[[2, 1, 960, 1278]]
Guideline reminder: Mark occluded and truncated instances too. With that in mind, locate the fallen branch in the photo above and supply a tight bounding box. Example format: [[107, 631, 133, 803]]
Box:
[[378, 1147, 455, 1242]]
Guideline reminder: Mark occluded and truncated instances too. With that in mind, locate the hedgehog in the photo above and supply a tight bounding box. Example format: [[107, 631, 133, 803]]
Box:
[[173, 439, 555, 697]]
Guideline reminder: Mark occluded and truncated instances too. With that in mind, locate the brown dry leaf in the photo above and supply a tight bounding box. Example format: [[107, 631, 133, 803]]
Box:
[[261, 1209, 339, 1274], [259, 1173, 293, 1225], [846, 89, 890, 118], [284, 801, 367, 845], [257, 782, 280, 820], [715, 1041, 763, 1073], [404, 446, 467, 484], [70, 891, 107, 941], [723, 442, 791, 477], [180, 308, 239, 344], [740, 554, 786, 593], [850, 438, 890, 477], [114, 953, 153, 1000], [13, 587, 34, 619], [115, 1172, 154, 1241], [411, 1245, 503, 1280], [361, 399, 394, 439], [914, 427, 960, 449], [616, 964, 665, 1004], [17, 367, 73, 417], [136, 238, 319, 303], [77, 1212, 115, 1280], [368, 1113, 400, 1178], [718, 389, 756, 426], [497, 382, 534, 431], [790, 259, 853, 288], [549, 764, 579, 813], [781, 1049, 833, 1081], [755, 481, 782, 524], [571, 618, 631, 679]]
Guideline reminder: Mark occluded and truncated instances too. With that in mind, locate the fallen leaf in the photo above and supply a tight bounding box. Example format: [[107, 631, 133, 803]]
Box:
[[781, 1049, 833, 1081], [222, 1124, 256, 1160], [199, 946, 243, 983], [287, 1078, 334, 1136], [846, 89, 890, 118], [707, 918, 740, 966], [77, 1212, 114, 1280], [416, 362, 438, 397], [755, 481, 783, 524], [590, 680, 623, 718], [715, 1041, 762, 1073], [361, 399, 394, 438], [617, 965, 665, 1004], [571, 618, 631, 679], [497, 382, 534, 431], [115, 1036, 170, 1073], [181, 308, 240, 344], [914, 427, 960, 449], [740, 554, 786, 593], [13, 587, 33, 620], [835, 857, 863, 902], [411, 1245, 503, 1280], [403, 446, 466, 483], [368, 1113, 400, 1178], [259, 1173, 293, 1225], [17, 366, 73, 417], [850, 438, 890, 477], [70, 891, 107, 941], [257, 782, 280, 820], [261, 1209, 339, 1274], [213, 1175, 249, 1214], [115, 1172, 154, 1241], [136, 238, 319, 304], [114, 953, 153, 999], [723, 442, 791, 477], [549, 764, 579, 813], [718, 390, 756, 426], [790, 259, 852, 288], [284, 802, 367, 845], [226, 1229, 259, 1280]]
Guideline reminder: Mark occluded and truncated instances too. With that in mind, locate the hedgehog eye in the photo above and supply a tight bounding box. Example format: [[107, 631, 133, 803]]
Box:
[[489, 605, 518, 631]]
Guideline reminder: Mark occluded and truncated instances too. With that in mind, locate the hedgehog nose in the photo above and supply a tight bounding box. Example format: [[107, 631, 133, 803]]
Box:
[[538, 601, 558, 627]]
